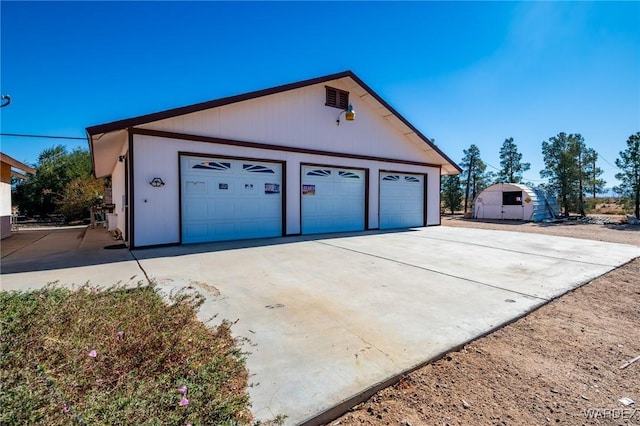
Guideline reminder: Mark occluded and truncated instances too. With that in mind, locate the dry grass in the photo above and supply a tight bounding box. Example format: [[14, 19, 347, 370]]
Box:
[[0, 283, 252, 425]]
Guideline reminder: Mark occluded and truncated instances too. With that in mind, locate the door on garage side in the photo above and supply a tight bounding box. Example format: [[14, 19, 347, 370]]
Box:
[[181, 155, 283, 243], [379, 172, 425, 229], [301, 165, 366, 234]]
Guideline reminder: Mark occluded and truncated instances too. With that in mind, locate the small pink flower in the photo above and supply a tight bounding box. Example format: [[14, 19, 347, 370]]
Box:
[[88, 349, 97, 358], [39, 294, 46, 299], [179, 396, 189, 406], [62, 404, 70, 413], [177, 385, 188, 394], [116, 331, 124, 339]]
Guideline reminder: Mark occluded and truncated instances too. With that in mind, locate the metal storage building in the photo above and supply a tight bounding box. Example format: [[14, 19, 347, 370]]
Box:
[[473, 183, 559, 222]]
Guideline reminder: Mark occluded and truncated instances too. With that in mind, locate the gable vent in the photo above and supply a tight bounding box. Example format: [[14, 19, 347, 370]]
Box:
[[325, 86, 349, 109]]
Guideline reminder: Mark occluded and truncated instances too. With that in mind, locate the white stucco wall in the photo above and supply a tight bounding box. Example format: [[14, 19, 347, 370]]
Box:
[[132, 134, 440, 247], [1, 182, 11, 216]]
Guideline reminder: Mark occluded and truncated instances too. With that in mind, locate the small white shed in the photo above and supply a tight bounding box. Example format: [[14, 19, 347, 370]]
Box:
[[473, 183, 559, 222]]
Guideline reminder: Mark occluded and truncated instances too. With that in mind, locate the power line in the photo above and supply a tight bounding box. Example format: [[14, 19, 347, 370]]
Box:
[[484, 161, 500, 171], [0, 133, 86, 140], [597, 153, 619, 170]]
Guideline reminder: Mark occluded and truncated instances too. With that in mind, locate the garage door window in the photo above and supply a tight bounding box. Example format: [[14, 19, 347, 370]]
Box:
[[193, 161, 231, 171], [306, 169, 331, 177], [338, 171, 360, 179], [243, 164, 275, 174]]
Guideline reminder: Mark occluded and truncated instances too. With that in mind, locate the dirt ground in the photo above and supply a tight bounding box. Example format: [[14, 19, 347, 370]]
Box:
[[331, 216, 640, 426]]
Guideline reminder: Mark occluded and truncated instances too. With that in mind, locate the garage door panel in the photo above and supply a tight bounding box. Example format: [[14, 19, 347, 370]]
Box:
[[380, 172, 424, 229], [181, 156, 282, 243], [302, 166, 365, 234]]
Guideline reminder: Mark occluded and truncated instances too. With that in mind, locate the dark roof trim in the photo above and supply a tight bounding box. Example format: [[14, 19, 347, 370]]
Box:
[[132, 127, 444, 169], [347, 74, 462, 173], [87, 71, 354, 135], [86, 70, 461, 173]]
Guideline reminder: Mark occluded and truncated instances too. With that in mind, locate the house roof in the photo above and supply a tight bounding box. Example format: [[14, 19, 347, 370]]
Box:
[[1, 152, 36, 175], [87, 70, 461, 174]]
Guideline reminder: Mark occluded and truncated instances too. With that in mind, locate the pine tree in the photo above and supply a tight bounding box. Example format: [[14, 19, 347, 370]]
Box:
[[497, 138, 530, 183], [614, 132, 640, 218], [441, 174, 463, 214]]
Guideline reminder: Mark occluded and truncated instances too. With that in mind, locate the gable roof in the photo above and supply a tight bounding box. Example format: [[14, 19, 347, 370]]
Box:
[[87, 70, 461, 174]]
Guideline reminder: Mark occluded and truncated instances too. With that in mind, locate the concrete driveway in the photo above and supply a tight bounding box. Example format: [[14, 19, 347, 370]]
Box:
[[2, 226, 639, 425]]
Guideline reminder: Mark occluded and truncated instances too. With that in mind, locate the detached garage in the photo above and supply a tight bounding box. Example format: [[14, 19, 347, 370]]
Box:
[[87, 71, 461, 248]]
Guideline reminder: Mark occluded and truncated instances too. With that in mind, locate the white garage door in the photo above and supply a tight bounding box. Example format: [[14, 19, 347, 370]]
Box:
[[379, 172, 425, 229], [181, 156, 282, 243], [301, 166, 365, 234]]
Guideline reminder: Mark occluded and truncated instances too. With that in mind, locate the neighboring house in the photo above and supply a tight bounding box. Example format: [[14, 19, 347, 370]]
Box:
[[1, 153, 36, 239], [473, 183, 560, 222], [87, 70, 461, 249]]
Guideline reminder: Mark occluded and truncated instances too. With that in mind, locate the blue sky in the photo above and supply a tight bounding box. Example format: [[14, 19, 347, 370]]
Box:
[[1, 1, 638, 190]]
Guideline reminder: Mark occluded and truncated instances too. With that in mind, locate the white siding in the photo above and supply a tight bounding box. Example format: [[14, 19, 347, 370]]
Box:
[[145, 80, 438, 165], [132, 136, 181, 246]]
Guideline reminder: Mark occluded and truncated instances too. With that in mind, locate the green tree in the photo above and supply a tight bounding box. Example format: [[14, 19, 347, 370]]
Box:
[[540, 132, 581, 216], [580, 147, 606, 200], [441, 174, 463, 214], [55, 176, 105, 221], [13, 145, 100, 219], [497, 137, 530, 184], [460, 144, 491, 213], [614, 132, 640, 218]]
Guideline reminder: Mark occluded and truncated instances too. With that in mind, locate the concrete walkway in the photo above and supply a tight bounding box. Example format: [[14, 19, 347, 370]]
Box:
[[1, 226, 142, 290], [1, 226, 638, 425]]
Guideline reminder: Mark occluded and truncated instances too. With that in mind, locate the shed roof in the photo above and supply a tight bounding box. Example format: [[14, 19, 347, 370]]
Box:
[[479, 183, 537, 196], [86, 71, 461, 177]]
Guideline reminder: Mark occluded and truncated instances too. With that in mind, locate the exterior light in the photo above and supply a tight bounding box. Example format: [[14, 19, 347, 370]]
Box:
[[336, 104, 356, 126], [345, 104, 355, 121], [149, 177, 165, 188]]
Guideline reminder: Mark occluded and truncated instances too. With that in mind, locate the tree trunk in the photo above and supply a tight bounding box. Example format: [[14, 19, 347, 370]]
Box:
[[463, 156, 474, 213], [578, 151, 585, 216], [635, 173, 639, 218], [592, 157, 597, 199]]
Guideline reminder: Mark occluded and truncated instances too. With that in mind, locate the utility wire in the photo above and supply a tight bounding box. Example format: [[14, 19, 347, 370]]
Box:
[[597, 153, 620, 170], [485, 160, 546, 183], [0, 133, 86, 140]]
